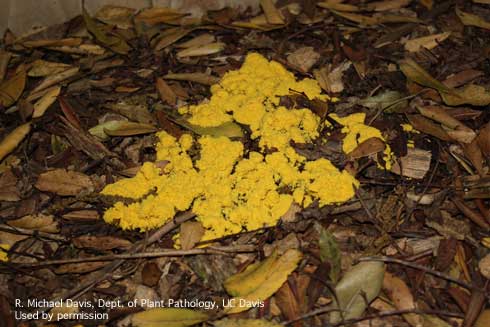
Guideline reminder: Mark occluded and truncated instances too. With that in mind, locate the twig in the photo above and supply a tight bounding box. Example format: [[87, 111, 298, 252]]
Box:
[[0, 224, 67, 242], [359, 256, 476, 292], [11, 245, 257, 267], [37, 211, 196, 315]]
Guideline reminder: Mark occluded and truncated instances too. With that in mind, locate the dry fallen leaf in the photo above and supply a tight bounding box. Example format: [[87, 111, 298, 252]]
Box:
[[35, 169, 94, 196], [404, 32, 451, 52], [163, 72, 220, 86], [0, 122, 31, 162], [95, 5, 135, 29], [8, 214, 59, 233], [260, 0, 286, 25], [224, 249, 302, 314], [328, 261, 385, 323], [391, 148, 432, 179], [0, 169, 20, 201], [456, 7, 490, 30], [55, 261, 107, 274], [32, 86, 61, 118], [0, 69, 26, 107], [287, 47, 320, 73], [313, 61, 351, 93], [72, 236, 132, 250], [176, 42, 225, 58], [180, 221, 205, 250], [383, 271, 424, 326], [156, 77, 177, 105], [214, 319, 283, 327]]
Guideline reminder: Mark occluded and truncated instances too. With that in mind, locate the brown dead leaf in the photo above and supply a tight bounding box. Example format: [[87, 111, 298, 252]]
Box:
[[477, 122, 490, 158], [35, 169, 94, 196], [463, 139, 484, 176], [347, 137, 386, 160], [163, 73, 219, 86], [0, 69, 26, 107], [95, 5, 135, 29], [383, 271, 423, 327], [8, 214, 59, 233], [404, 32, 451, 52], [443, 69, 484, 88], [0, 122, 31, 162], [287, 47, 320, 73], [22, 38, 82, 48], [32, 86, 60, 118], [478, 253, 490, 279], [313, 61, 351, 93], [180, 221, 204, 250], [30, 67, 79, 95], [142, 262, 163, 287], [62, 210, 100, 221], [275, 280, 301, 322], [176, 42, 225, 58], [176, 34, 215, 48], [55, 261, 106, 274], [363, 0, 412, 11], [72, 236, 132, 250], [391, 148, 432, 179], [406, 114, 451, 141], [156, 77, 177, 105], [260, 0, 286, 25], [135, 7, 186, 25], [456, 8, 490, 30], [103, 121, 157, 137], [154, 27, 193, 51], [0, 170, 20, 201]]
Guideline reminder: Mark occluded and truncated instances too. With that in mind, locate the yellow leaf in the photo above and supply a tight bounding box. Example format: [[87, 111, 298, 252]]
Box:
[[0, 122, 31, 161], [0, 69, 26, 107], [32, 86, 61, 118], [131, 308, 208, 327], [180, 221, 204, 250], [456, 7, 490, 30], [224, 249, 302, 314]]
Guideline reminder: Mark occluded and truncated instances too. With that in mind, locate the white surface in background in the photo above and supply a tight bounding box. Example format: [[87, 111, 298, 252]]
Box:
[[1, 0, 260, 36]]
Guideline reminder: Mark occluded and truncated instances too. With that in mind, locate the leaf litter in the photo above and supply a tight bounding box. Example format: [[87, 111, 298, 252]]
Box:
[[0, 1, 490, 326]]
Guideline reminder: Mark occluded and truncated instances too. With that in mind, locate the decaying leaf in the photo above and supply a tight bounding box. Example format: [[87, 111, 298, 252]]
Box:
[[180, 221, 205, 250], [30, 67, 79, 95], [406, 115, 451, 141], [0, 122, 31, 162], [347, 137, 386, 160], [404, 32, 451, 52], [72, 235, 132, 250], [328, 261, 385, 323], [176, 42, 225, 58], [103, 121, 157, 137], [318, 226, 341, 283], [391, 148, 432, 179], [287, 47, 320, 73], [475, 310, 490, 327], [0, 169, 20, 201], [55, 261, 107, 274], [172, 117, 243, 138], [8, 214, 59, 233], [95, 5, 135, 29], [135, 7, 186, 25], [0, 69, 26, 107], [383, 271, 423, 326], [358, 90, 408, 113], [399, 58, 490, 106], [83, 8, 130, 55], [163, 73, 220, 86], [156, 77, 177, 105], [456, 8, 490, 30], [477, 122, 490, 158], [224, 249, 302, 314], [32, 86, 60, 118], [28, 60, 72, 77], [62, 210, 100, 221], [35, 169, 94, 196], [130, 308, 208, 327], [154, 27, 194, 51], [176, 34, 215, 48], [214, 319, 283, 327], [260, 0, 286, 25]]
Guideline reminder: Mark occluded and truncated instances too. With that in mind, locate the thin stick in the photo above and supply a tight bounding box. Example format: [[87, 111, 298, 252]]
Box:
[[11, 245, 257, 267], [0, 224, 67, 242], [37, 211, 196, 315]]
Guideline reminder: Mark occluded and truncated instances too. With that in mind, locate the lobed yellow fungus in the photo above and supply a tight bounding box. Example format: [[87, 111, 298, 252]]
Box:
[[101, 53, 392, 242], [0, 243, 10, 262]]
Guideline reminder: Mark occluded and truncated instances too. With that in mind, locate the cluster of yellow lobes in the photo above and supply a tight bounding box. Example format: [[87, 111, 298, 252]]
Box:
[[101, 53, 393, 241]]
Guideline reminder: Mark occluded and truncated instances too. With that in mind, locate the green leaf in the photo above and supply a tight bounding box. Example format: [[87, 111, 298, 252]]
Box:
[[83, 8, 130, 55], [328, 261, 385, 324], [318, 227, 341, 283], [131, 308, 208, 327], [89, 121, 157, 140]]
